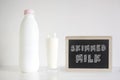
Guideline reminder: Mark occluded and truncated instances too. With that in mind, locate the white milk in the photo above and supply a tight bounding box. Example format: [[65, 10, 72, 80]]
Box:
[[47, 33, 58, 69]]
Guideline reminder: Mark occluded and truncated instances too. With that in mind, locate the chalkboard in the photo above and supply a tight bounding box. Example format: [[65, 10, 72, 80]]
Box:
[[66, 36, 112, 71]]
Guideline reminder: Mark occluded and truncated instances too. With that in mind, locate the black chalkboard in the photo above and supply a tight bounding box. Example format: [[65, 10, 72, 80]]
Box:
[[66, 36, 112, 71]]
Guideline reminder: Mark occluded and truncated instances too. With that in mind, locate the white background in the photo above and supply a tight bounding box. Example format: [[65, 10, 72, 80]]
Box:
[[0, 0, 120, 67]]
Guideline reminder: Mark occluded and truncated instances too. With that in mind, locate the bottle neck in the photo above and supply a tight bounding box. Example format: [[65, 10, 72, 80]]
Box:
[[24, 14, 34, 18]]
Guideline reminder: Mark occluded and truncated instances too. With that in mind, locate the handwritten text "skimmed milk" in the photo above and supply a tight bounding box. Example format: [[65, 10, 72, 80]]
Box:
[[70, 45, 106, 63]]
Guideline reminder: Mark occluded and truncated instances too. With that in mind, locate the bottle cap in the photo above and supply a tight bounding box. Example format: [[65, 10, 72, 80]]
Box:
[[24, 9, 34, 15]]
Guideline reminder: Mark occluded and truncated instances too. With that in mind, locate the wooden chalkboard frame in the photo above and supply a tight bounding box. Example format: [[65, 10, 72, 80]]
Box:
[[66, 36, 112, 71]]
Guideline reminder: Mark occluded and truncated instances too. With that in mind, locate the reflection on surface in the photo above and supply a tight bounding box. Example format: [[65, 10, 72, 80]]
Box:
[[18, 67, 120, 80], [19, 71, 59, 80], [0, 67, 119, 80], [20, 72, 40, 80], [46, 71, 58, 80]]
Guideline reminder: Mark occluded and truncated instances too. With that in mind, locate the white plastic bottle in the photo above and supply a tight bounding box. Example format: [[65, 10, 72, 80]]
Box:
[[19, 9, 39, 72]]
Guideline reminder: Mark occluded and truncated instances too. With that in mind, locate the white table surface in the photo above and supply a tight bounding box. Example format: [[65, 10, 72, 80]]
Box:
[[0, 66, 120, 80]]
